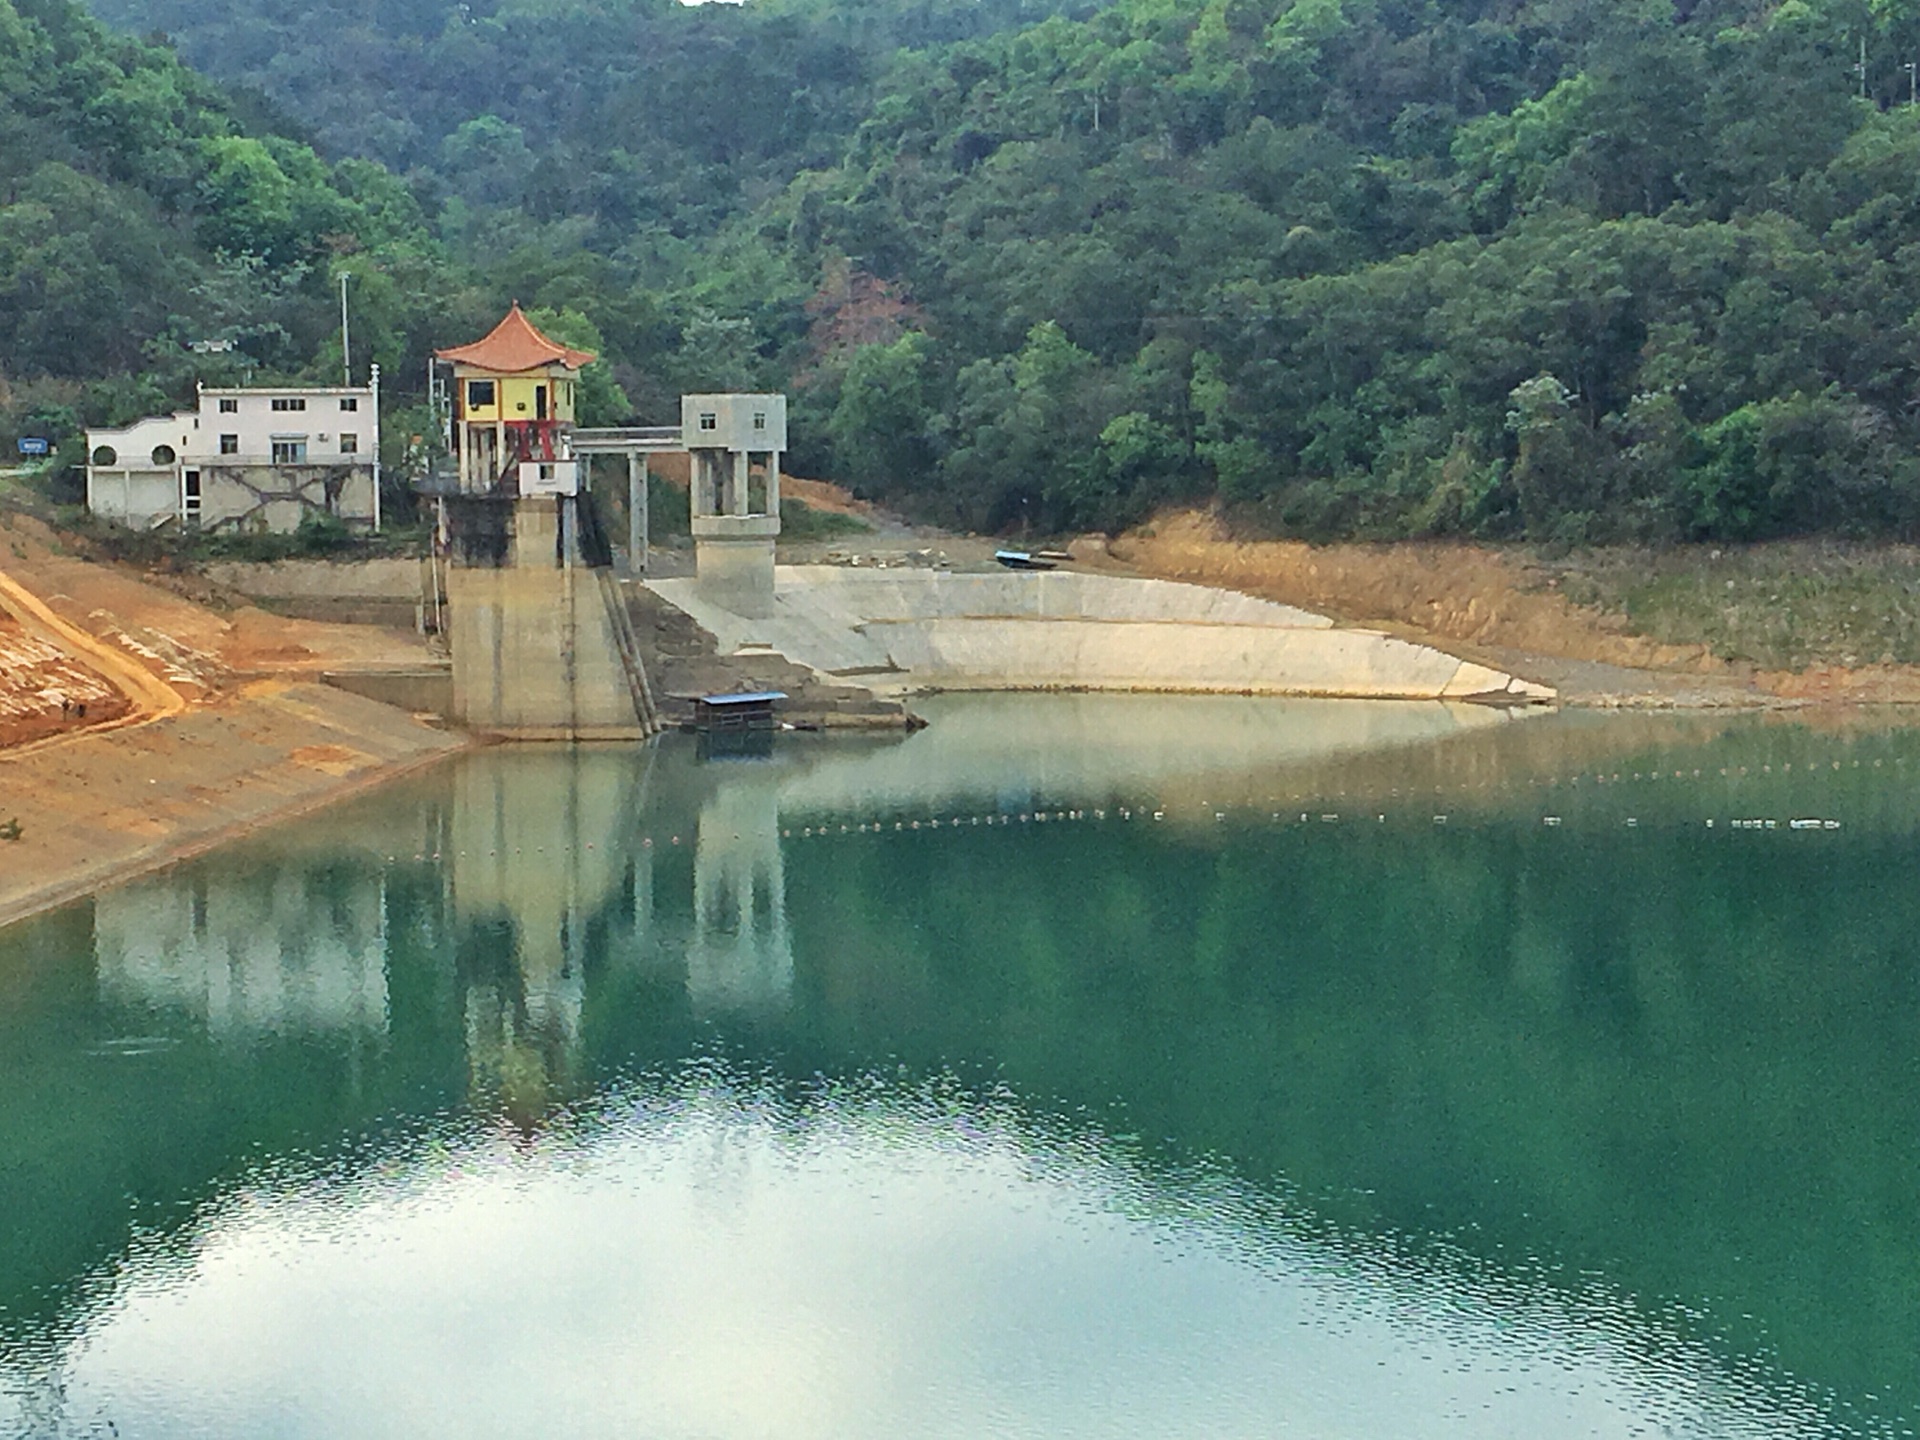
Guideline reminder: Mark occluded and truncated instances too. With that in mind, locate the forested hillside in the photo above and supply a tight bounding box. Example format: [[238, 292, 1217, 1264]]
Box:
[[38, 0, 1920, 544], [0, 0, 506, 458]]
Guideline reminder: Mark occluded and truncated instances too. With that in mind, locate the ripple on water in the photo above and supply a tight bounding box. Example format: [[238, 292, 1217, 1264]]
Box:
[[0, 1067, 1870, 1440]]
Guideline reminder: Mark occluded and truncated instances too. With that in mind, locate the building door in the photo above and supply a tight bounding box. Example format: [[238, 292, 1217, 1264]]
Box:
[[183, 470, 202, 528], [535, 385, 549, 421]]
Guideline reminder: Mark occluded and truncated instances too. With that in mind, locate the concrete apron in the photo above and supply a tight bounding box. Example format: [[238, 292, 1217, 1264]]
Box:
[[646, 567, 1557, 705]]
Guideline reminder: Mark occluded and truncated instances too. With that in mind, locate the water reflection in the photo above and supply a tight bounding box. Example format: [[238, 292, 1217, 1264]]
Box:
[[688, 781, 793, 1016], [8, 1076, 1837, 1440], [2, 696, 1918, 1437], [95, 867, 388, 1038]]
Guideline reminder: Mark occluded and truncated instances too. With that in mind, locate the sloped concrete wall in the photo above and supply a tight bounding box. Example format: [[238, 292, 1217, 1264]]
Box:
[[646, 567, 1553, 703], [871, 617, 1529, 698], [766, 568, 1332, 628]]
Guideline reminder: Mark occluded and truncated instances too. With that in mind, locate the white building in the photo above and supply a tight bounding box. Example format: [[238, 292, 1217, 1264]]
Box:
[[86, 373, 381, 533]]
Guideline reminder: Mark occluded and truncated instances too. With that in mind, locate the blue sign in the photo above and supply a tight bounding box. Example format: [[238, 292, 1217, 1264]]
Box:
[[16, 437, 49, 456]]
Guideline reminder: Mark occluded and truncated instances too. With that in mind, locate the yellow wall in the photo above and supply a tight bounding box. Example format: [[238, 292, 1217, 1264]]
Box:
[[460, 372, 576, 424]]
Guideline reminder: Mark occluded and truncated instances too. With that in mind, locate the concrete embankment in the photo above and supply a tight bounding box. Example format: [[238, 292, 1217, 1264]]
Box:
[[203, 558, 431, 630], [646, 567, 1556, 703]]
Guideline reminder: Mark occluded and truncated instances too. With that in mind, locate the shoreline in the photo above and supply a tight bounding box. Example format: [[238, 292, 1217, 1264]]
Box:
[[0, 679, 469, 935], [6, 668, 1918, 940], [0, 740, 466, 934], [7, 517, 1920, 938]]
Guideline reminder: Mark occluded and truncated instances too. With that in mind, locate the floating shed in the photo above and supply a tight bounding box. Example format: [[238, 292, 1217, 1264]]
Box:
[[693, 691, 787, 732]]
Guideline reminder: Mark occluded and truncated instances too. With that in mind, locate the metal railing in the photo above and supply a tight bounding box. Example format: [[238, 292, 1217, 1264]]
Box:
[[569, 426, 683, 453]]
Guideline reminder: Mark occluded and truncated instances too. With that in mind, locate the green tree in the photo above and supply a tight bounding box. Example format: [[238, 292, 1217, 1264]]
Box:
[[827, 332, 938, 493]]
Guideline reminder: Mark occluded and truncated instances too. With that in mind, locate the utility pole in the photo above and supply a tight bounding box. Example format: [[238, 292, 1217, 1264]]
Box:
[[1859, 35, 1869, 100], [370, 362, 382, 533], [1907, 59, 1916, 106], [339, 272, 352, 386]]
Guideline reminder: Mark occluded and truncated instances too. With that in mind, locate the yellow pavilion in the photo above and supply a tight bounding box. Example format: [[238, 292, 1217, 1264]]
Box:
[[436, 303, 595, 492]]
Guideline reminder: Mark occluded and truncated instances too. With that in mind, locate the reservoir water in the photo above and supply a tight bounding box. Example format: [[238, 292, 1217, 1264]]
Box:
[[2, 694, 1916, 1438]]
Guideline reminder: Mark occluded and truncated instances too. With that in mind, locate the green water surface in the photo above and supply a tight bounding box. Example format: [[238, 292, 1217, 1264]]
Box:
[[1, 695, 1915, 1438]]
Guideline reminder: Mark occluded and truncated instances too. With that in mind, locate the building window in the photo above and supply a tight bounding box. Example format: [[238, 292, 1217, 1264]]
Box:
[[184, 471, 201, 499], [151, 444, 177, 465], [218, 398, 238, 414], [339, 396, 357, 412], [219, 434, 239, 455], [270, 397, 306, 412], [91, 445, 117, 466], [467, 380, 495, 409], [339, 433, 358, 454], [271, 439, 308, 464], [699, 412, 717, 431], [753, 411, 766, 430]]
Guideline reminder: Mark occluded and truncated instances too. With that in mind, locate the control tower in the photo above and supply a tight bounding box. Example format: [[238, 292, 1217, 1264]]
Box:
[[684, 393, 786, 618]]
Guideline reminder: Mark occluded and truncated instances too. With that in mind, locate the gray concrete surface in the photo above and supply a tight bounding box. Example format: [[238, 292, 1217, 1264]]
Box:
[[203, 558, 427, 599], [447, 564, 646, 739], [646, 566, 1556, 703]]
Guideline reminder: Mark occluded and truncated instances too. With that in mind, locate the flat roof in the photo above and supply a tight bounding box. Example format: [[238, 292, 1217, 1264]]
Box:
[[199, 385, 375, 395], [696, 691, 788, 706]]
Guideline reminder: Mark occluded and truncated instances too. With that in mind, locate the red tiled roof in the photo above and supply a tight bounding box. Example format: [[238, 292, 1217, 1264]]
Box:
[[435, 302, 596, 372]]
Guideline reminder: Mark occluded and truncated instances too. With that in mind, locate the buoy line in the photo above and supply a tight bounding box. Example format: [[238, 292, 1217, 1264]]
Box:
[[356, 746, 1913, 868], [374, 796, 1861, 867]]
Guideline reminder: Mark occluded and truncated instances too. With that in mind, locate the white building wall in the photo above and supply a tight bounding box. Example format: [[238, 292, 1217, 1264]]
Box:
[[680, 393, 787, 453], [84, 411, 195, 528], [199, 385, 377, 465], [86, 383, 380, 532]]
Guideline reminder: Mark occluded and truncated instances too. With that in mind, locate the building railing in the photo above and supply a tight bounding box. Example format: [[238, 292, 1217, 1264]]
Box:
[[569, 426, 684, 453], [88, 453, 376, 470]]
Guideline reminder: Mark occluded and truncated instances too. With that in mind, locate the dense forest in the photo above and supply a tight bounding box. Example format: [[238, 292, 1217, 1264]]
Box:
[[16, 0, 1920, 544]]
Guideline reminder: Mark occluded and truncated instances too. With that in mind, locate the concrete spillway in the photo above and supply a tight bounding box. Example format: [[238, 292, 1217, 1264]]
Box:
[[646, 567, 1555, 703]]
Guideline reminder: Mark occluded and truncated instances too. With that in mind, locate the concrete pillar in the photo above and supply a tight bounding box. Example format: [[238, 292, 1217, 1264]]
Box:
[[561, 495, 580, 568], [768, 451, 780, 515], [627, 451, 649, 573], [512, 496, 560, 570], [732, 451, 748, 516]]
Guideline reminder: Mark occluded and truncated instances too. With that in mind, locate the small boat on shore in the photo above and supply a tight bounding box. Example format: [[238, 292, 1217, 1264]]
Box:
[[994, 549, 1057, 571]]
